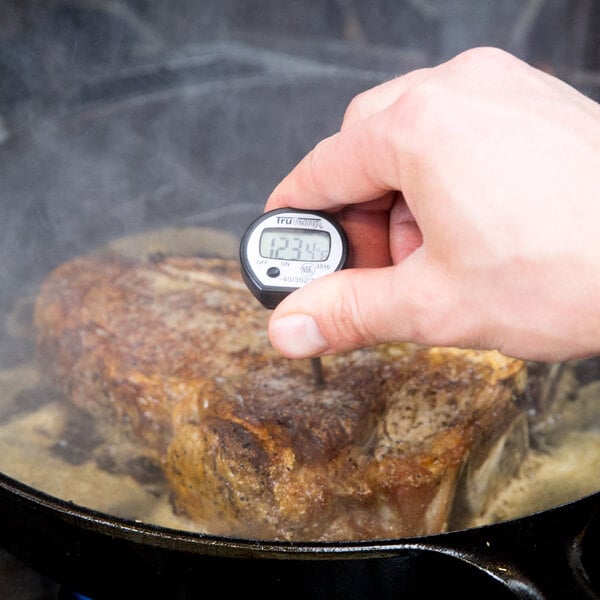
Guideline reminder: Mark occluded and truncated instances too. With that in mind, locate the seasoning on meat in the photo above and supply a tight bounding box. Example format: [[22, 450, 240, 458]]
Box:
[[34, 252, 528, 541]]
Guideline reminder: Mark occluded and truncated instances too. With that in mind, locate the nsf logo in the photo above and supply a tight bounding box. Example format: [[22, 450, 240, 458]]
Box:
[[301, 263, 315, 276]]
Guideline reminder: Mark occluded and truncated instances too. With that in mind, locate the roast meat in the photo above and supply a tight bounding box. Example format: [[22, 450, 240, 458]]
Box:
[[34, 251, 527, 540]]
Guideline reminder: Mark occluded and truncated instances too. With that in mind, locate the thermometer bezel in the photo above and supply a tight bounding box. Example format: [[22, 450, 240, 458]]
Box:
[[239, 208, 348, 309]]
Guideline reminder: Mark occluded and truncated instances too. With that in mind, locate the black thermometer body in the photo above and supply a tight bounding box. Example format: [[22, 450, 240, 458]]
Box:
[[239, 208, 348, 309]]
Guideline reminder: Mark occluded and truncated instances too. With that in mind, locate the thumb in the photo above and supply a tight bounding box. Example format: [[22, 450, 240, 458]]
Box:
[[267, 262, 448, 358]]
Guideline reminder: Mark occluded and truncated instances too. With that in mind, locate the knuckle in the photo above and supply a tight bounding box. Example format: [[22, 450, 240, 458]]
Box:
[[388, 82, 443, 142], [403, 280, 458, 347], [450, 46, 522, 84], [305, 136, 333, 197], [453, 46, 511, 67], [321, 281, 380, 350], [342, 91, 368, 127]]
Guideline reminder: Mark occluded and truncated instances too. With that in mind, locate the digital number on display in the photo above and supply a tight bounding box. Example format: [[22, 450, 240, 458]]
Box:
[[259, 228, 331, 262]]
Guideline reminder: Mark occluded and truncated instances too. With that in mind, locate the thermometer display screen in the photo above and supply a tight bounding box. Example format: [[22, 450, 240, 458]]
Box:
[[240, 208, 347, 309], [259, 228, 331, 262]]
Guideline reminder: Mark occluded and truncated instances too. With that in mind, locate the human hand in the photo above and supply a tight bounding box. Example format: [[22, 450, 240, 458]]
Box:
[[264, 47, 600, 363]]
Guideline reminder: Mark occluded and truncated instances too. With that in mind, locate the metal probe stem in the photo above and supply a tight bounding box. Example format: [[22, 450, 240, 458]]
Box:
[[311, 357, 326, 388]]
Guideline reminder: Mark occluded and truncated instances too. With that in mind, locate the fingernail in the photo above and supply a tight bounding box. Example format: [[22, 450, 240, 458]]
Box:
[[270, 314, 329, 358]]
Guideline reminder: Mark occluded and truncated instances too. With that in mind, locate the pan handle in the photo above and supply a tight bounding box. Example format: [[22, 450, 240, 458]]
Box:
[[428, 493, 600, 600]]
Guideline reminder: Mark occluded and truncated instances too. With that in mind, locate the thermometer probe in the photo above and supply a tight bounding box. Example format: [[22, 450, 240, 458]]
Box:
[[240, 208, 348, 387]]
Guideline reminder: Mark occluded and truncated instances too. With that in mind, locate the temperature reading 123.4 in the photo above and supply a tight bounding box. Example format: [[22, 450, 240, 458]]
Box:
[[240, 208, 348, 310], [259, 228, 331, 262]]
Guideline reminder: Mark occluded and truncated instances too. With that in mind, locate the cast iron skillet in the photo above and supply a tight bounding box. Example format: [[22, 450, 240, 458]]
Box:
[[0, 58, 599, 600], [0, 473, 597, 599]]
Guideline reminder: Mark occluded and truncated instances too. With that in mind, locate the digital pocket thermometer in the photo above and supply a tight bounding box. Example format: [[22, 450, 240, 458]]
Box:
[[240, 208, 349, 387], [240, 208, 348, 309]]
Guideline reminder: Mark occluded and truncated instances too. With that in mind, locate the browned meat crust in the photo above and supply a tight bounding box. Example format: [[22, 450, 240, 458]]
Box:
[[34, 255, 277, 460], [34, 253, 527, 541]]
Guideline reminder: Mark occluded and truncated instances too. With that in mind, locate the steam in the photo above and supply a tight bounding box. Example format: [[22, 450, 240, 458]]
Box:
[[0, 0, 596, 359]]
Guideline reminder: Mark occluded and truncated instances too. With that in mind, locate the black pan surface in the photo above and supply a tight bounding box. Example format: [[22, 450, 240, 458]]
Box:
[[0, 473, 597, 599]]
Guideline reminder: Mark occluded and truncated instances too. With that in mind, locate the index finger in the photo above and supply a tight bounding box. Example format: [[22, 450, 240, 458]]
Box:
[[265, 109, 403, 213], [340, 67, 433, 129], [265, 66, 435, 214]]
